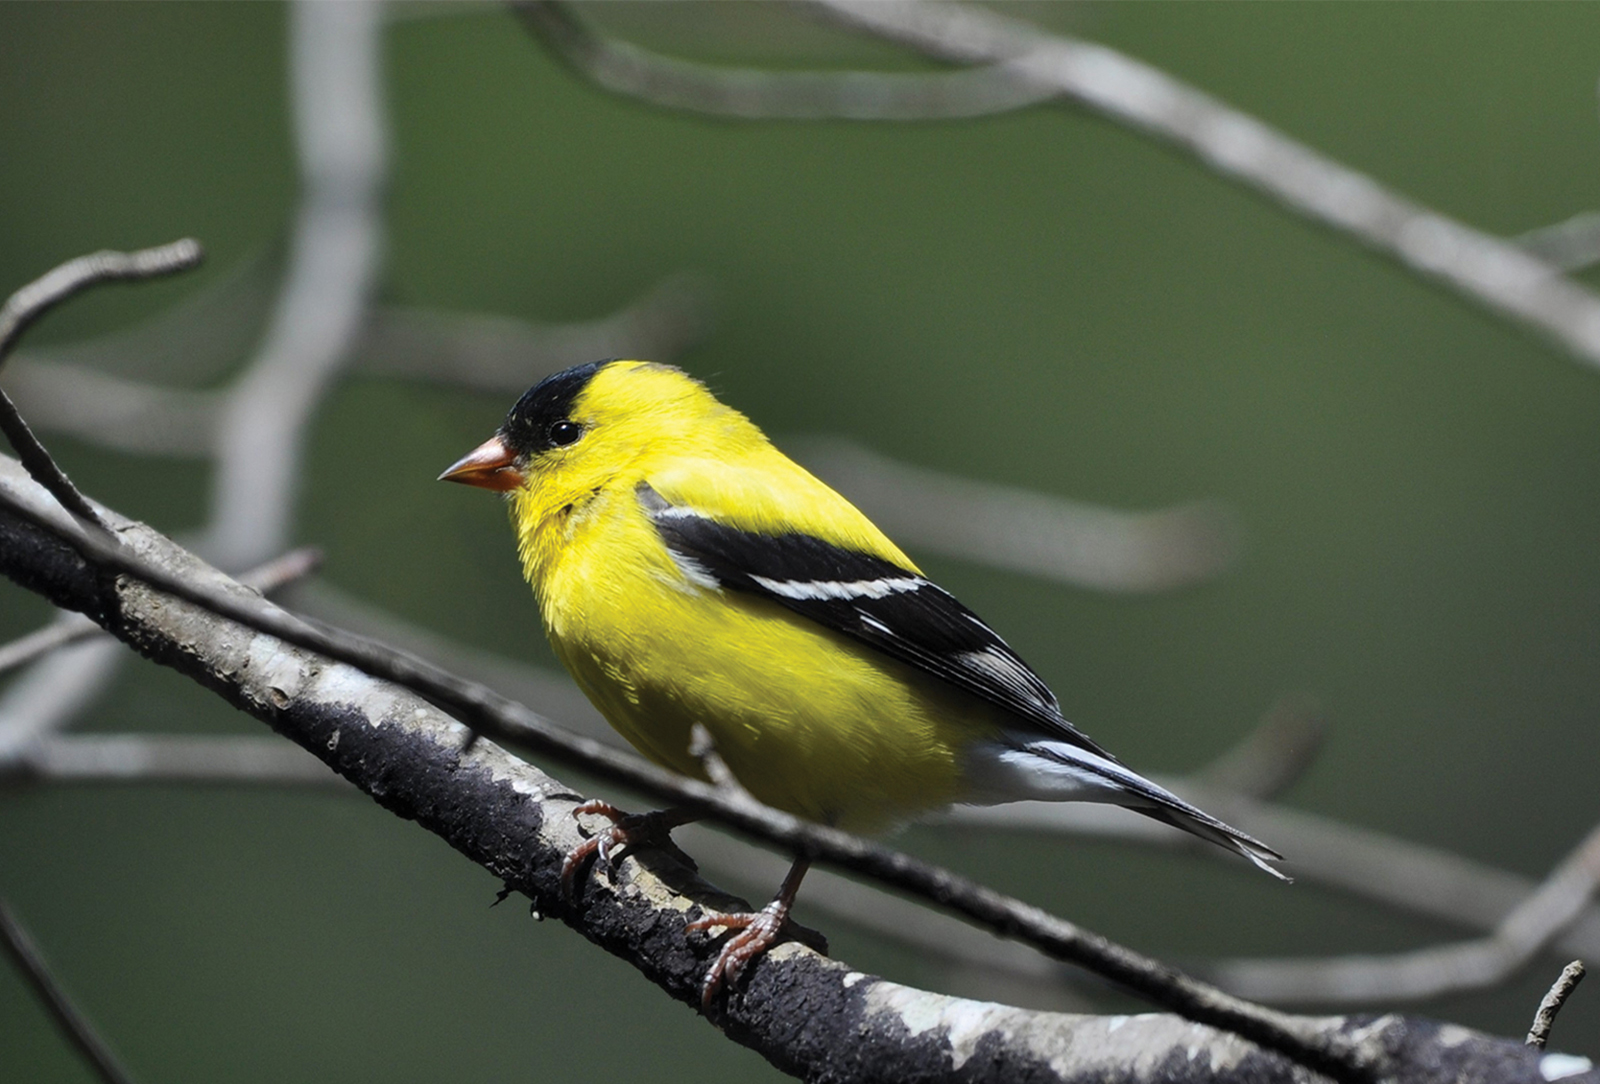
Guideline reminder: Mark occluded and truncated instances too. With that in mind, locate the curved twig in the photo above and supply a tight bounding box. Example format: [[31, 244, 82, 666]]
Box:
[[515, 0, 1057, 121], [0, 239, 203, 527]]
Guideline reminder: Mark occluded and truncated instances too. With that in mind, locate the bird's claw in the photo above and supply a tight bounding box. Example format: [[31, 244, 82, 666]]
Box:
[[686, 901, 792, 1013], [560, 802, 694, 904]]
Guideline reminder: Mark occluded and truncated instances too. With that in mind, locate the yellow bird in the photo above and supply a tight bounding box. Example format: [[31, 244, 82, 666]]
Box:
[[441, 360, 1283, 1006]]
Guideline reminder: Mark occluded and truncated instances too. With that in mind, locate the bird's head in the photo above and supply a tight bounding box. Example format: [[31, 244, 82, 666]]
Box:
[[439, 359, 751, 505]]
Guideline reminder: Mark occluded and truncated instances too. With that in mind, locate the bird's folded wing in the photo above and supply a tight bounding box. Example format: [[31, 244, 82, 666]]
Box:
[[637, 481, 1114, 759]]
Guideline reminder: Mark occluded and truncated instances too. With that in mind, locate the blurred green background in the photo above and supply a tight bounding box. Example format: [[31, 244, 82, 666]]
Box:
[[4, 3, 1600, 1080]]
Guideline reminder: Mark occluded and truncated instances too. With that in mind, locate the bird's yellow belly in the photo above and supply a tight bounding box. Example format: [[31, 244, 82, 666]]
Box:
[[538, 528, 999, 833]]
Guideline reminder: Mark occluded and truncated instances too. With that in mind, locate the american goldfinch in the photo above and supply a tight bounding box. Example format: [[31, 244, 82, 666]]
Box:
[[441, 360, 1284, 1006]]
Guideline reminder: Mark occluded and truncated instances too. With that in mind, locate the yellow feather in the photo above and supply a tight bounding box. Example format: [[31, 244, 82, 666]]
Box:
[[507, 361, 998, 831]]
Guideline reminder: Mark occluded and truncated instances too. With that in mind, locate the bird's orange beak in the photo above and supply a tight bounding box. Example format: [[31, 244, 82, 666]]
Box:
[[438, 435, 525, 492]]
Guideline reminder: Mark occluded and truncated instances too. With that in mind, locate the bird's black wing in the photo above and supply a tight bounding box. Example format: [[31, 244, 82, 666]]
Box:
[[638, 482, 1113, 758]]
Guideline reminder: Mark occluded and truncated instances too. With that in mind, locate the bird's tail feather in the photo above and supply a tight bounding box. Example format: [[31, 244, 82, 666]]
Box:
[[1002, 737, 1290, 881], [1130, 802, 1289, 882]]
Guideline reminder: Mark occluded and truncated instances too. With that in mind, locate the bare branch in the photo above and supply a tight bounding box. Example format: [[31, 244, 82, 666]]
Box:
[[0, 895, 137, 1084], [0, 361, 218, 457], [0, 239, 203, 528], [11, 249, 278, 386], [203, 0, 386, 568], [0, 546, 321, 682], [7, 733, 340, 789], [794, 437, 1238, 592], [1208, 821, 1600, 1005], [0, 460, 1577, 1082], [1529, 961, 1586, 1049], [515, 0, 1056, 121], [1519, 213, 1600, 274], [808, 0, 1600, 379], [0, 239, 203, 364], [0, 456, 1367, 1080]]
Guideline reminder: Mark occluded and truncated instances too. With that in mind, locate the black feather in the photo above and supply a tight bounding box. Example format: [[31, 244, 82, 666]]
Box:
[[638, 483, 1112, 758], [499, 360, 617, 457]]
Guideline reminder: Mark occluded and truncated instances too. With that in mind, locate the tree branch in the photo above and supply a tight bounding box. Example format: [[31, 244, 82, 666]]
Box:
[[0, 896, 137, 1084], [0, 458, 1584, 1082], [0, 239, 203, 528], [1208, 821, 1600, 1005], [1529, 961, 1586, 1050], [514, 0, 1057, 121], [0, 454, 1364, 1080], [798, 0, 1600, 380]]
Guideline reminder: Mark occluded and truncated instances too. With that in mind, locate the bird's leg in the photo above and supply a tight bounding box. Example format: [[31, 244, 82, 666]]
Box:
[[686, 855, 813, 1012], [560, 801, 699, 902]]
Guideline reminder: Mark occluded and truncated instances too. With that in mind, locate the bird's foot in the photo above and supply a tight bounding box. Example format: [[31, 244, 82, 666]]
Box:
[[686, 900, 799, 1013], [560, 802, 695, 903], [686, 907, 828, 1013]]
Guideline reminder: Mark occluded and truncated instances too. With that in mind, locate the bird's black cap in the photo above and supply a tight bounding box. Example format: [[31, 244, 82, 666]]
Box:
[[499, 359, 616, 456]]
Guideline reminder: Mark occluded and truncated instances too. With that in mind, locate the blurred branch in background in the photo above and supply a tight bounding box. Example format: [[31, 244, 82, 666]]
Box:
[[1518, 213, 1600, 275], [817, 1, 1600, 381], [0, 0, 389, 848], [0, 897, 136, 1084], [514, 0, 1058, 121], [1208, 821, 1600, 1006], [794, 437, 1238, 592], [516, 0, 1600, 380], [202, 0, 386, 568]]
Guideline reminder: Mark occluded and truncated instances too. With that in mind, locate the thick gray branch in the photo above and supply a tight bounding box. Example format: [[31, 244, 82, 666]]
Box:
[[0, 464, 1589, 1082]]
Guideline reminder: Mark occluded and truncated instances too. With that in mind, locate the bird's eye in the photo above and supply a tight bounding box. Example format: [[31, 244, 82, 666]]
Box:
[[549, 420, 583, 447]]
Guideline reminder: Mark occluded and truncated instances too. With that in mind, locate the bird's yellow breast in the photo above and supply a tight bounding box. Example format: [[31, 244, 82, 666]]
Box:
[[513, 474, 1002, 833]]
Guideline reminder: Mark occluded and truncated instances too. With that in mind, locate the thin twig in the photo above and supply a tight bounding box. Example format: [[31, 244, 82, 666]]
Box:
[[0, 895, 137, 1084], [0, 239, 203, 528], [0, 459, 1366, 1081], [1527, 960, 1585, 1049], [0, 611, 94, 679], [5, 477, 1560, 1081], [515, 0, 1056, 121], [808, 0, 1600, 380], [0, 240, 203, 364], [157, 580, 1600, 993]]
